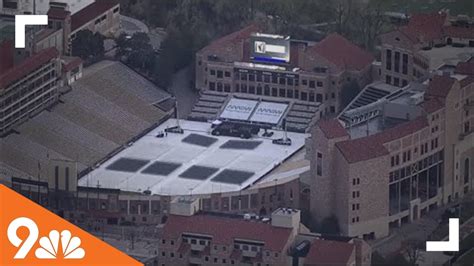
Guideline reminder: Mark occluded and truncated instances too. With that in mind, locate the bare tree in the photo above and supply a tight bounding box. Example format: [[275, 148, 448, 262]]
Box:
[[402, 239, 425, 265]]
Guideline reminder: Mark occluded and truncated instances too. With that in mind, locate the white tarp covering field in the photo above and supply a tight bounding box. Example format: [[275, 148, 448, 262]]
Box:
[[78, 119, 307, 195], [250, 101, 288, 124], [219, 98, 258, 121]]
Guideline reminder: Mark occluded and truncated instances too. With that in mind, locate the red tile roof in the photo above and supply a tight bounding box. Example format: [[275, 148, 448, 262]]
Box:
[[421, 98, 444, 114], [199, 24, 262, 61], [71, 0, 119, 32], [425, 75, 456, 98], [306, 33, 374, 71], [455, 61, 474, 76], [162, 214, 292, 252], [443, 26, 474, 39], [318, 119, 349, 139], [304, 239, 355, 266], [0, 47, 59, 89], [0, 40, 14, 73], [62, 57, 83, 72], [399, 12, 447, 44], [47, 7, 70, 20], [336, 116, 429, 163]]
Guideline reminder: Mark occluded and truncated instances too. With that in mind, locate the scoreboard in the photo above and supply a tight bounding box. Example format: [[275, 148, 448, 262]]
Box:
[[250, 33, 290, 64]]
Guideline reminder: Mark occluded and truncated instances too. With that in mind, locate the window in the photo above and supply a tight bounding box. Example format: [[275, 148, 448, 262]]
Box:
[[386, 49, 392, 70], [65, 167, 69, 191], [402, 54, 408, 74], [214, 258, 218, 263], [209, 82, 216, 90], [315, 93, 322, 103], [162, 239, 166, 244], [386, 75, 392, 85], [302, 79, 308, 86], [54, 166, 59, 190], [217, 70, 223, 78], [249, 74, 255, 82], [161, 252, 166, 257], [394, 77, 399, 87], [225, 71, 231, 77], [394, 51, 400, 73], [272, 87, 278, 97], [317, 152, 323, 176], [279, 88, 285, 97], [309, 80, 316, 88], [210, 69, 216, 76], [317, 81, 323, 87], [330, 106, 335, 113], [301, 92, 308, 101], [222, 259, 227, 264]]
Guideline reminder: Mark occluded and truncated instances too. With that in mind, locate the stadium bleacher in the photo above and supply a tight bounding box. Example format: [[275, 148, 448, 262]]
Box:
[[0, 61, 171, 180]]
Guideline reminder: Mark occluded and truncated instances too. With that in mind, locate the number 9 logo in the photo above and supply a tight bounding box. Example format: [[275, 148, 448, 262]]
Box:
[[7, 217, 39, 259]]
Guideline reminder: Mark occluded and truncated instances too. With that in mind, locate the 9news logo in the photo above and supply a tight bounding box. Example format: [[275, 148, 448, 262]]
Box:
[[0, 185, 142, 266], [7, 217, 85, 260]]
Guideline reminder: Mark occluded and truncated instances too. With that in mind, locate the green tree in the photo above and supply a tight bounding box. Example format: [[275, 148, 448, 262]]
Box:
[[117, 32, 156, 72], [71, 30, 105, 61]]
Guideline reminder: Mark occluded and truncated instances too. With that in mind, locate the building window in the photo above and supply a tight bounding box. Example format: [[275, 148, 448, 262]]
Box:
[[301, 92, 308, 101], [209, 82, 216, 90], [54, 166, 59, 190], [65, 167, 69, 191], [317, 152, 323, 176], [217, 70, 223, 78], [386, 49, 392, 70], [272, 88, 278, 97], [394, 51, 400, 73], [402, 54, 408, 74], [210, 69, 216, 76], [162, 239, 166, 244], [309, 80, 315, 88], [386, 75, 392, 85], [279, 88, 285, 97], [317, 81, 323, 87], [161, 252, 166, 257]]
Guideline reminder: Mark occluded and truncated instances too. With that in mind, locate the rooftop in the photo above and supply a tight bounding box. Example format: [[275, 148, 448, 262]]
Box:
[[71, 0, 119, 32], [162, 214, 293, 252], [199, 25, 373, 73], [419, 45, 474, 71], [79, 119, 307, 195], [0, 48, 59, 89], [305, 239, 355, 265], [305, 33, 375, 71]]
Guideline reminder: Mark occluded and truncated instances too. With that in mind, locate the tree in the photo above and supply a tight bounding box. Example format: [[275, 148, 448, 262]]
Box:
[[401, 239, 425, 265], [71, 30, 105, 61], [319, 215, 340, 235], [352, 2, 387, 51], [117, 32, 155, 72]]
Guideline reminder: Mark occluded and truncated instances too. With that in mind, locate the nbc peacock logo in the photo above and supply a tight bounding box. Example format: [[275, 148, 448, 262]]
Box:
[[35, 230, 85, 259]]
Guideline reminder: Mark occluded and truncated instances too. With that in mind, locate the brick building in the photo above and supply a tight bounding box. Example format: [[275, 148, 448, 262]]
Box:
[[380, 12, 474, 87], [308, 64, 473, 239], [195, 25, 374, 116], [0, 47, 61, 135], [157, 198, 371, 266]]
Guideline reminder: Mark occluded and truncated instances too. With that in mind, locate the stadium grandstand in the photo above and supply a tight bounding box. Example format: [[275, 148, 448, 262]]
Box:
[[0, 60, 172, 181]]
